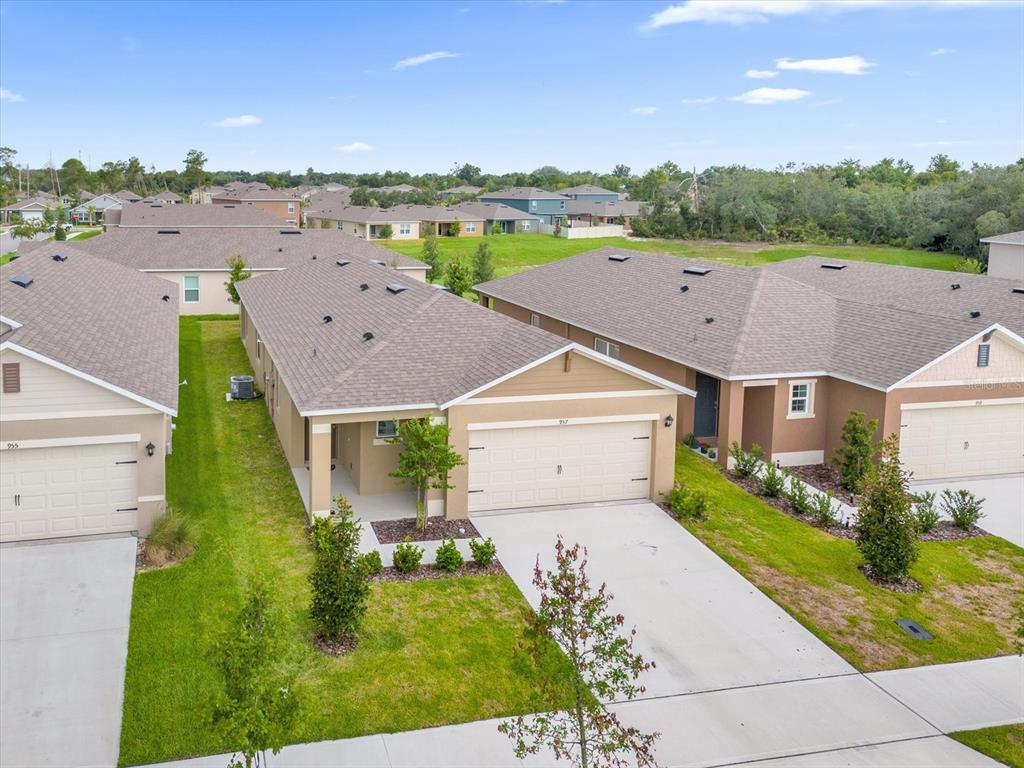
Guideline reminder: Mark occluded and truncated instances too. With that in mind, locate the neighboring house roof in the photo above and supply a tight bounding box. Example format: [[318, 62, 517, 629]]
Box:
[[237, 258, 591, 414], [47, 227, 427, 272], [556, 184, 617, 196], [475, 248, 1024, 390], [0, 243, 178, 414], [566, 199, 641, 217], [451, 202, 541, 221], [113, 189, 142, 203], [980, 230, 1024, 246], [440, 185, 482, 195], [118, 202, 288, 228], [376, 184, 419, 193], [212, 185, 299, 202], [386, 204, 482, 223], [147, 190, 181, 203], [1, 197, 52, 212], [72, 194, 124, 212], [479, 187, 569, 201], [306, 205, 420, 224]]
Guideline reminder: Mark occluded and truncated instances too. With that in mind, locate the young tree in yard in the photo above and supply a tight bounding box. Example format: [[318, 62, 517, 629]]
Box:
[[389, 417, 464, 530], [224, 254, 251, 304], [10, 221, 42, 240], [448, 220, 461, 237], [444, 254, 472, 297], [309, 500, 370, 643], [855, 436, 919, 583], [212, 584, 298, 768], [832, 410, 877, 492], [471, 241, 495, 285], [378, 223, 394, 240], [87, 204, 96, 226], [54, 223, 66, 241], [499, 537, 659, 768], [420, 227, 440, 281]]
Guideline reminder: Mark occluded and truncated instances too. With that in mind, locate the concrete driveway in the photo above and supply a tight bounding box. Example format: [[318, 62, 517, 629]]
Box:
[[473, 502, 853, 698], [0, 536, 137, 768], [910, 474, 1024, 547]]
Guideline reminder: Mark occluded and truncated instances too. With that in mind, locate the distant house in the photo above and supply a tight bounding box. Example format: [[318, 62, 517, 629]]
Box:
[[144, 190, 181, 204], [451, 202, 541, 234], [438, 184, 483, 200], [1, 197, 51, 224], [478, 187, 569, 225], [210, 185, 301, 225], [566, 199, 642, 233], [69, 193, 125, 224], [306, 205, 422, 240], [113, 189, 143, 204], [556, 184, 621, 203], [191, 185, 227, 204], [981, 230, 1024, 281], [116, 202, 287, 228], [376, 183, 419, 194]]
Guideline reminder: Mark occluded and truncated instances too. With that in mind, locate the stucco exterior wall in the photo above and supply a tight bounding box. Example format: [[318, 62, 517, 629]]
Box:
[[823, 377, 886, 461], [741, 384, 774, 453], [211, 197, 297, 224], [986, 242, 1024, 281], [883, 382, 1024, 439], [150, 269, 279, 315]]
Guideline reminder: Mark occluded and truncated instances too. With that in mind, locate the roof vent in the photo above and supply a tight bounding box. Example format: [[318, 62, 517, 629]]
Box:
[[149, 204, 163, 208], [372, 259, 386, 266], [820, 263, 846, 270], [323, 315, 332, 324], [51, 253, 68, 262], [1012, 288, 1024, 295], [10, 276, 33, 288], [951, 283, 961, 290], [336, 259, 351, 267], [162, 295, 170, 302], [680, 285, 689, 293], [362, 331, 374, 342], [969, 310, 981, 319], [279, 229, 301, 235], [608, 254, 631, 262], [157, 229, 180, 235], [705, 317, 714, 324], [684, 267, 711, 276], [386, 283, 408, 294], [360, 283, 369, 291], [224, 204, 236, 208]]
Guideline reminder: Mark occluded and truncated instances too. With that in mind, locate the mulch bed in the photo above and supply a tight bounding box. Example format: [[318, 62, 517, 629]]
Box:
[[917, 522, 989, 542], [371, 560, 506, 584], [859, 565, 922, 593], [372, 516, 480, 544], [313, 633, 359, 656], [135, 538, 189, 572], [787, 464, 858, 506]]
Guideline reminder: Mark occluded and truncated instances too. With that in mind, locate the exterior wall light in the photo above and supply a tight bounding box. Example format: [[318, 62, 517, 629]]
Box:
[[146, 441, 156, 457], [664, 415, 674, 428]]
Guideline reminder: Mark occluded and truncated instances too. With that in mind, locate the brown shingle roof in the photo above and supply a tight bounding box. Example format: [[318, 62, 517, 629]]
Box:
[[480, 187, 569, 201], [51, 228, 427, 272], [211, 185, 298, 202], [475, 248, 1024, 388], [556, 184, 617, 196], [236, 259, 569, 413], [118, 202, 287, 228], [451, 202, 540, 221], [0, 244, 178, 413]]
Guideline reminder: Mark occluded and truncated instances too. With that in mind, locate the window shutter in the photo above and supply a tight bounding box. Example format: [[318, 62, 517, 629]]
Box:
[[2, 362, 20, 393]]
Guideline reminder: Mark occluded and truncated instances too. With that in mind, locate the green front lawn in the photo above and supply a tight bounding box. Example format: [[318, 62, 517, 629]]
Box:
[[384, 234, 959, 278], [951, 724, 1024, 767], [119, 318, 571, 765], [675, 449, 1024, 671]]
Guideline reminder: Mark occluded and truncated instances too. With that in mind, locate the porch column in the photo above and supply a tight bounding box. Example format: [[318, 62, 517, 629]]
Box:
[[716, 380, 745, 468], [309, 420, 333, 519]]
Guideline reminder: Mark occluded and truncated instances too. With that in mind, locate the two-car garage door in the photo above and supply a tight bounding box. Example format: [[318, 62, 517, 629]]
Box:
[[0, 443, 139, 542], [467, 419, 652, 513], [900, 400, 1024, 481]]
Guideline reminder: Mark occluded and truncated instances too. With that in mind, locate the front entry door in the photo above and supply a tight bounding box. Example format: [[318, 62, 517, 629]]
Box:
[[694, 373, 720, 438]]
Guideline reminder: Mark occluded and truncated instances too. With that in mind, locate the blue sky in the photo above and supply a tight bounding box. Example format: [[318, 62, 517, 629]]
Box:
[[1, 0, 1022, 175]]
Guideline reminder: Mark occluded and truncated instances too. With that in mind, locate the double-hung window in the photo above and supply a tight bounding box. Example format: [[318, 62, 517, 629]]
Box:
[[399, 222, 411, 235], [788, 380, 815, 418], [183, 275, 200, 304], [466, 221, 477, 233], [594, 337, 620, 360]]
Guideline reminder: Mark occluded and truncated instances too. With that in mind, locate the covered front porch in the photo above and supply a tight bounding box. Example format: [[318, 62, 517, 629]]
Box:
[[291, 464, 417, 523]]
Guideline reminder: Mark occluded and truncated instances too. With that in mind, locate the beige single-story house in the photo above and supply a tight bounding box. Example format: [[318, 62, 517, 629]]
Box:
[[236, 257, 692, 521], [20, 228, 428, 315], [306, 205, 422, 239], [1, 197, 53, 224], [476, 248, 1024, 482], [0, 244, 178, 542], [981, 230, 1024, 281]]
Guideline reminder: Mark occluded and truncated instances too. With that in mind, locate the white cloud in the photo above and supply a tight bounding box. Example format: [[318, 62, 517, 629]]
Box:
[[334, 141, 375, 153], [680, 96, 717, 104], [214, 114, 262, 128], [0, 88, 25, 103], [911, 139, 977, 148], [394, 51, 460, 70], [631, 106, 658, 115], [904, 70, 921, 77], [730, 87, 811, 105], [745, 69, 778, 79], [641, 1, 1004, 30], [928, 47, 955, 55], [775, 55, 874, 75]]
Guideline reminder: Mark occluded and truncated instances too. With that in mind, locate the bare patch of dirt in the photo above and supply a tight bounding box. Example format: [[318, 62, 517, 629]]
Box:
[[372, 561, 506, 584], [858, 565, 922, 593], [313, 633, 359, 656], [372, 517, 480, 544]]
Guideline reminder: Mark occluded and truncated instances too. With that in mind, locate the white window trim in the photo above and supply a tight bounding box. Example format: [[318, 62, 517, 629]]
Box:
[[594, 337, 620, 360], [787, 379, 816, 419], [530, 313, 540, 327], [375, 420, 398, 439], [466, 222, 477, 232], [183, 275, 200, 304]]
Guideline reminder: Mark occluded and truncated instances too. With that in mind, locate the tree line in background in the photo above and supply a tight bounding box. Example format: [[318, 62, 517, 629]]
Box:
[[2, 145, 1021, 258]]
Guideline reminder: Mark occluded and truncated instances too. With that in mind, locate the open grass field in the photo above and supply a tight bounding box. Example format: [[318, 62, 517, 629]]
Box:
[[118, 318, 572, 765], [384, 234, 960, 278], [675, 449, 1024, 672]]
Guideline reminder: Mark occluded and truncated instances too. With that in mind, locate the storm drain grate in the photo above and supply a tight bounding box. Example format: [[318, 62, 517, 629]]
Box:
[[895, 619, 933, 640]]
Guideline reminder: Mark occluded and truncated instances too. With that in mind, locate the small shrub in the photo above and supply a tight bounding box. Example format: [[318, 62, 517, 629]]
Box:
[[912, 491, 940, 534], [358, 550, 383, 576], [145, 508, 195, 566], [940, 489, 985, 530], [392, 538, 425, 573], [469, 537, 497, 567], [664, 482, 709, 521], [785, 477, 814, 516], [707, 447, 717, 460], [434, 538, 465, 572], [730, 441, 764, 479], [309, 505, 370, 641], [682, 433, 696, 448], [832, 411, 878, 492], [759, 462, 786, 497], [308, 516, 333, 551], [855, 436, 919, 582], [811, 491, 838, 528]]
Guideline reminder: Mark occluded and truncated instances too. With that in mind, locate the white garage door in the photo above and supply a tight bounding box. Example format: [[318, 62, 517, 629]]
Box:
[[468, 419, 652, 513], [900, 400, 1024, 481], [0, 443, 139, 542]]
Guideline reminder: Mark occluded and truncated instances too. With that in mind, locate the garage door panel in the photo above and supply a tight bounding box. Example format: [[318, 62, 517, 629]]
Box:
[[0, 443, 139, 542], [900, 401, 1024, 481]]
